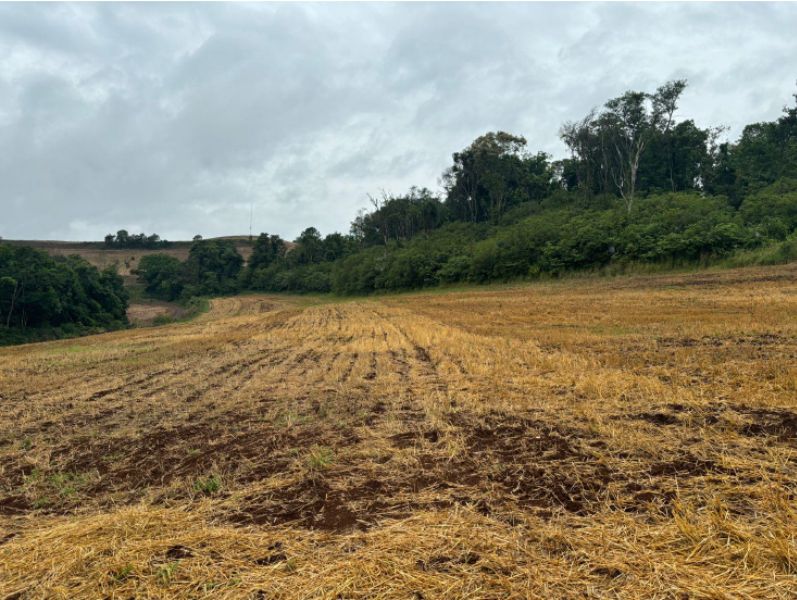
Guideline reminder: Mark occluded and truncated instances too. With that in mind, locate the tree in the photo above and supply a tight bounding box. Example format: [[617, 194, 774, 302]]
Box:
[[444, 132, 552, 222], [730, 86, 797, 198], [353, 188, 446, 246], [0, 244, 128, 335], [322, 232, 356, 262], [103, 231, 169, 249], [182, 239, 243, 296], [561, 80, 690, 211], [560, 110, 599, 197], [135, 255, 184, 301], [249, 233, 286, 270], [292, 227, 324, 265], [638, 120, 713, 194], [0, 276, 19, 328], [242, 233, 287, 288], [651, 79, 688, 192]]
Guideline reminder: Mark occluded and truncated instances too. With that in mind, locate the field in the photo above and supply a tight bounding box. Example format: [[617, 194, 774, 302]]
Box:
[[2, 238, 253, 277], [1, 264, 796, 598]]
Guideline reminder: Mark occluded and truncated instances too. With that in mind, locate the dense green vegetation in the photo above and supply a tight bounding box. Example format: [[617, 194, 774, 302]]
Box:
[[135, 239, 243, 301], [134, 81, 797, 299], [0, 245, 128, 345]]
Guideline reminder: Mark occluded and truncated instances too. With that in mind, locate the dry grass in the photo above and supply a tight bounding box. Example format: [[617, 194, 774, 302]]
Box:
[[1, 264, 796, 598], [7, 239, 252, 276]]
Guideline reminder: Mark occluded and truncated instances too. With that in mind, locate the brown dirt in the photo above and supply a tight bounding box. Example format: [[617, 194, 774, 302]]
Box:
[[2, 266, 797, 598]]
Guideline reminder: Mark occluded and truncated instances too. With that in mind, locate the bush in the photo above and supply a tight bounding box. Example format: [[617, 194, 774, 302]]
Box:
[[135, 241, 244, 302], [740, 179, 797, 237], [136, 254, 184, 301]]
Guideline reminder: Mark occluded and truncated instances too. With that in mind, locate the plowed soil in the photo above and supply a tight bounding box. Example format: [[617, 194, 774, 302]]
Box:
[[1, 264, 797, 598]]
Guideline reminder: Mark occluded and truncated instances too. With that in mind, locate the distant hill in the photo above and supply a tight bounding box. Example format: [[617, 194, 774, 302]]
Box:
[[1, 237, 254, 280]]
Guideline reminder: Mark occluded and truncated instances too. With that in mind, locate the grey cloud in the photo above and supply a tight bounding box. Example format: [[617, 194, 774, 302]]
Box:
[[1, 2, 796, 241]]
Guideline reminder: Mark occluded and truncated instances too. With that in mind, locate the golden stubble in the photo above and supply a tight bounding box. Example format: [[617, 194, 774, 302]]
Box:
[[1, 264, 796, 598]]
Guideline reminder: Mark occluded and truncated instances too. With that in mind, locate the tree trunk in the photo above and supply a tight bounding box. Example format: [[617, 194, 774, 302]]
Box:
[[5, 281, 19, 328]]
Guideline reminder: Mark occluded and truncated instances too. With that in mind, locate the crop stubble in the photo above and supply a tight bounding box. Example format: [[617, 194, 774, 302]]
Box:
[[1, 264, 796, 598]]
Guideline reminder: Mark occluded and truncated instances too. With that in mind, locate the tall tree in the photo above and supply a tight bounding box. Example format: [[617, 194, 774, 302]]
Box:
[[730, 87, 797, 198], [444, 132, 552, 222], [561, 80, 690, 211]]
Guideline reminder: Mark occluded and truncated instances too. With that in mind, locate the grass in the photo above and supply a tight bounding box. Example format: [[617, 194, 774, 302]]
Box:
[[304, 446, 335, 471], [1, 262, 796, 598], [156, 561, 179, 585], [193, 475, 222, 496], [720, 234, 797, 267]]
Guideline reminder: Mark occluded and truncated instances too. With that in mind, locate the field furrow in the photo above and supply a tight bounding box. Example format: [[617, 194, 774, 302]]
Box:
[[1, 267, 797, 598]]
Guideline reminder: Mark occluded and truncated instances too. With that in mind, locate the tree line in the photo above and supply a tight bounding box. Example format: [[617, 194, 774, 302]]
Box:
[[0, 245, 128, 344], [8, 80, 793, 344], [136, 81, 797, 299], [104, 230, 172, 249]]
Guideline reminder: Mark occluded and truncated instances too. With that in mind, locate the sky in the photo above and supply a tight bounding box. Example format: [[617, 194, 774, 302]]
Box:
[[1, 2, 796, 242]]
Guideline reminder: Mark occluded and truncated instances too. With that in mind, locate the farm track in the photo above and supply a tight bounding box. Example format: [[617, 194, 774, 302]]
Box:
[[1, 265, 797, 598]]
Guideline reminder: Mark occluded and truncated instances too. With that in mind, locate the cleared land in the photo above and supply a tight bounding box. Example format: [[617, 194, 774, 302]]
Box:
[[1, 264, 796, 598], [2, 238, 253, 277]]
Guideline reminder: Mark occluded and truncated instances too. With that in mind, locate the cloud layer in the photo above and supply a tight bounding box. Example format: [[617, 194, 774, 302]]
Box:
[[2, 2, 796, 241]]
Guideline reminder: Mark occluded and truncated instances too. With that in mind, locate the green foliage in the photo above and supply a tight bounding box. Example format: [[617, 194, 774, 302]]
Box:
[[443, 133, 554, 222], [157, 562, 179, 585], [246, 233, 286, 276], [111, 564, 135, 582], [352, 187, 447, 244], [619, 194, 754, 262], [135, 84, 797, 303], [325, 192, 778, 294], [136, 240, 244, 302], [730, 100, 797, 199], [136, 254, 184, 301], [305, 446, 335, 471], [331, 222, 486, 294], [243, 229, 355, 294], [0, 244, 128, 344], [104, 230, 170, 249], [181, 239, 243, 296], [23, 469, 92, 507], [193, 474, 222, 496], [721, 233, 797, 268], [739, 179, 797, 238]]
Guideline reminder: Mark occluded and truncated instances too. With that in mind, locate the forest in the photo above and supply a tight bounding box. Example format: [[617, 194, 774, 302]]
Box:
[[0, 245, 129, 344], [137, 81, 797, 299]]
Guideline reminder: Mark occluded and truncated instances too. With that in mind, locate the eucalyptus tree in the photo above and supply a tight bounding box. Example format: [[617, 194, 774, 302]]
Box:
[[561, 80, 692, 212]]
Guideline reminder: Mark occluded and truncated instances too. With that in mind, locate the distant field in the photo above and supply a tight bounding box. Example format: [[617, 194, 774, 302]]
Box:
[[1, 265, 796, 597], [3, 238, 253, 278]]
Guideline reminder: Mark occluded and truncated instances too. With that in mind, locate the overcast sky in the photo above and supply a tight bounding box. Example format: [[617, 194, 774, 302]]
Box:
[[1, 2, 796, 241]]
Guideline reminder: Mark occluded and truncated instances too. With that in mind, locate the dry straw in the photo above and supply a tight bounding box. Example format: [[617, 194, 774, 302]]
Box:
[[2, 264, 796, 598]]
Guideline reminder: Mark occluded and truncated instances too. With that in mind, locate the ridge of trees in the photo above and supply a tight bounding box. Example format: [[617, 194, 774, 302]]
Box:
[[104, 230, 171, 249], [127, 81, 797, 298]]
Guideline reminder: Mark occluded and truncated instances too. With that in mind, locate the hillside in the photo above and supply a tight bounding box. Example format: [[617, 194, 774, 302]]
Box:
[[2, 238, 253, 279], [1, 263, 796, 597]]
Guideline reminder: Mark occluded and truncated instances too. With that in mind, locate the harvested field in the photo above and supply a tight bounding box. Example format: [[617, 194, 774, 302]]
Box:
[[1, 264, 797, 598], [126, 301, 190, 326]]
